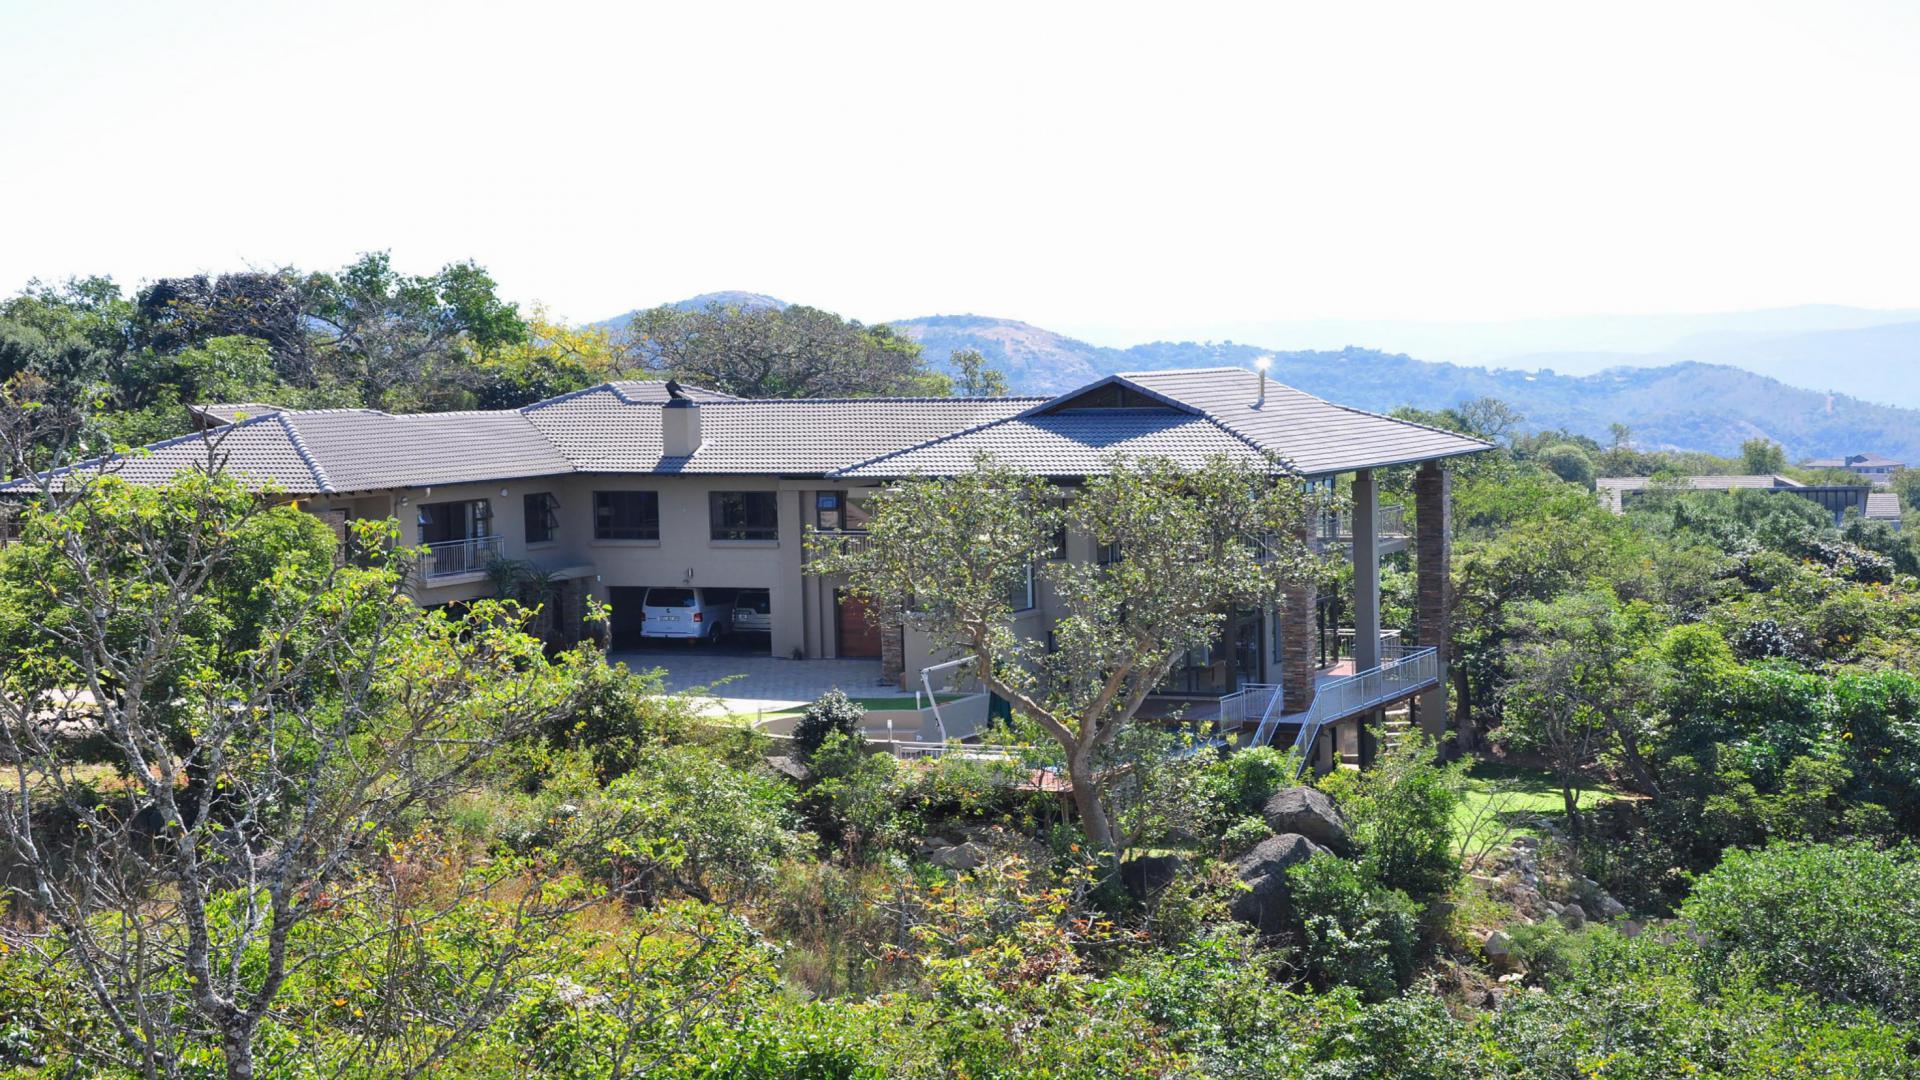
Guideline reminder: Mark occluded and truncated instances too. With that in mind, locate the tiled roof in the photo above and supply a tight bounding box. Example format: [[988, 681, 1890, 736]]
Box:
[[1867, 492, 1903, 521], [190, 402, 286, 426], [834, 410, 1267, 477], [523, 389, 1038, 474], [16, 369, 1496, 495], [287, 410, 573, 491], [601, 380, 740, 403], [1115, 369, 1493, 475]]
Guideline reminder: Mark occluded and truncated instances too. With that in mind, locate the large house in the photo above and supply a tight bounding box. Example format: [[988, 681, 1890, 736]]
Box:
[[11, 367, 1491, 764], [1801, 452, 1906, 485], [1597, 473, 1902, 530]]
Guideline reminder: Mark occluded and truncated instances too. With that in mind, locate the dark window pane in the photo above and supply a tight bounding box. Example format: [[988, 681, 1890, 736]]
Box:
[[594, 491, 659, 540], [523, 492, 558, 544], [711, 491, 778, 541]]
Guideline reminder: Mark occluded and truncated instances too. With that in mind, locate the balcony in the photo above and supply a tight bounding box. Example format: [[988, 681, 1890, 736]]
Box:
[[419, 534, 502, 580], [1314, 503, 1407, 543]]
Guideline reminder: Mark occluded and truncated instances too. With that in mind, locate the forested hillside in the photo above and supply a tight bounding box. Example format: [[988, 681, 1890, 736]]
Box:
[[891, 314, 1920, 463]]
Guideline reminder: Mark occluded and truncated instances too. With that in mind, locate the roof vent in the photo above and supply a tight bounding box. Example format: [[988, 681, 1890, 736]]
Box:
[[663, 398, 701, 456], [1253, 356, 1271, 407]]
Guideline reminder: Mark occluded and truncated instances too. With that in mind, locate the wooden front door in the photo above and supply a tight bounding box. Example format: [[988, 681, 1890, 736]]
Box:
[[836, 589, 882, 658]]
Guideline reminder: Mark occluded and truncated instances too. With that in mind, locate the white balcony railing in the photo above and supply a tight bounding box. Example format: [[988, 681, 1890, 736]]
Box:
[[419, 534, 502, 578], [1314, 503, 1407, 542], [1284, 645, 1439, 770]]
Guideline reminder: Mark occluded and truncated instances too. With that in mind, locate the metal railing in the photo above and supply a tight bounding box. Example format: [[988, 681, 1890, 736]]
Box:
[[1314, 503, 1406, 542], [419, 534, 502, 578], [1287, 645, 1439, 771]]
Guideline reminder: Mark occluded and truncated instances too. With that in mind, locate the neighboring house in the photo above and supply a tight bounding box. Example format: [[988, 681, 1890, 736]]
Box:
[[1597, 473, 1878, 527], [6, 368, 1491, 765], [1866, 492, 1905, 532], [1801, 452, 1906, 485]]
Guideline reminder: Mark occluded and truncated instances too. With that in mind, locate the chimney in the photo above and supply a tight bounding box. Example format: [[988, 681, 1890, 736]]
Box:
[[662, 398, 701, 456], [1253, 355, 1272, 407]]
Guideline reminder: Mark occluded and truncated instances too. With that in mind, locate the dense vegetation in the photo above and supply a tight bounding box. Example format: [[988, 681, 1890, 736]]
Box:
[[3, 270, 1919, 1076], [0, 262, 997, 479]]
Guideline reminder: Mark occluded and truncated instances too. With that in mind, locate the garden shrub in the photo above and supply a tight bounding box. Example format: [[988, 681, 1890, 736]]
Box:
[[794, 689, 865, 761], [1681, 840, 1920, 1023], [1286, 851, 1420, 1002]]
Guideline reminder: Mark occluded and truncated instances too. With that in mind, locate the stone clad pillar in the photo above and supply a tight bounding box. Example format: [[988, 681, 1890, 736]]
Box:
[[1280, 575, 1318, 715], [1351, 469, 1381, 673], [1415, 461, 1453, 741]]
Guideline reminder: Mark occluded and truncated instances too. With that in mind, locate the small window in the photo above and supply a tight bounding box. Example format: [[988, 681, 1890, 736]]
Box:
[[594, 491, 659, 541], [815, 492, 842, 532], [711, 491, 778, 541], [643, 587, 696, 607], [1049, 523, 1068, 560], [1096, 539, 1123, 566], [524, 492, 559, 544], [1007, 563, 1035, 611]]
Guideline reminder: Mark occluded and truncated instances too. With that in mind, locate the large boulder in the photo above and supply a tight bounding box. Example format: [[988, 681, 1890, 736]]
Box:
[[1261, 787, 1352, 855], [1229, 833, 1328, 934]]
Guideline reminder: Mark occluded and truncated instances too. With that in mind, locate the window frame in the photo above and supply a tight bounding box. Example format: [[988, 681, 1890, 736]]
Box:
[[593, 490, 660, 541], [710, 490, 779, 542], [1007, 563, 1036, 612], [523, 492, 560, 544]]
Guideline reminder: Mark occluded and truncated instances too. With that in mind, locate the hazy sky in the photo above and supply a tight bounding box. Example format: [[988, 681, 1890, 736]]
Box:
[[3, 0, 1918, 343]]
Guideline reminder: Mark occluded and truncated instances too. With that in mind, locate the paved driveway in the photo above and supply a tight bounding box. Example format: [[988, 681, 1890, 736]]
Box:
[[606, 649, 891, 714]]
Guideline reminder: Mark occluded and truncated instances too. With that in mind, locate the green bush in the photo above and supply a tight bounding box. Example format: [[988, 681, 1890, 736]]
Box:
[[1286, 852, 1420, 1002], [1206, 745, 1297, 815], [1681, 840, 1920, 1023], [794, 689, 865, 761], [1318, 737, 1463, 900]]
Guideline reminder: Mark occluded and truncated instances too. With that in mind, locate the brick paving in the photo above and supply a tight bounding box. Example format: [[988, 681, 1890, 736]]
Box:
[[606, 649, 890, 713]]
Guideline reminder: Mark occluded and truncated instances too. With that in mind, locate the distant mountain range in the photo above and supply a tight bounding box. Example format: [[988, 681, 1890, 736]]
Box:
[[598, 295, 1920, 465]]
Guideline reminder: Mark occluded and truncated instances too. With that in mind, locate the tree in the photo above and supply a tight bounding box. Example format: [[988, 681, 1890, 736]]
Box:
[[1499, 590, 1667, 832], [1535, 442, 1595, 487], [1740, 437, 1787, 475], [949, 348, 1009, 398], [625, 301, 941, 398], [0, 471, 590, 1080], [302, 251, 527, 410], [811, 455, 1318, 851]]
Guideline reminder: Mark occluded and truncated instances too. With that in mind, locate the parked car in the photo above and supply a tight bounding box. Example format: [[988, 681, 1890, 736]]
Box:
[[641, 586, 732, 640], [731, 588, 772, 634]]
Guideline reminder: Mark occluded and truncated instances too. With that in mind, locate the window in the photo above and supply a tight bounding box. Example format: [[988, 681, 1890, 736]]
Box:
[[523, 492, 559, 544], [815, 492, 872, 532], [711, 491, 778, 541], [418, 499, 491, 545], [594, 491, 659, 540], [814, 492, 842, 531], [1007, 563, 1035, 611], [1096, 539, 1123, 566], [1049, 523, 1068, 560]]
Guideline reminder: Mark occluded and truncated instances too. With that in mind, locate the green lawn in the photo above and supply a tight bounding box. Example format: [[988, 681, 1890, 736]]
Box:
[[1454, 760, 1620, 856]]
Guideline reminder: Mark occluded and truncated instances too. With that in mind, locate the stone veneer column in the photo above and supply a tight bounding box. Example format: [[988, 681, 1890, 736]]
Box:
[[1280, 573, 1318, 716], [1415, 461, 1453, 741], [879, 607, 905, 686]]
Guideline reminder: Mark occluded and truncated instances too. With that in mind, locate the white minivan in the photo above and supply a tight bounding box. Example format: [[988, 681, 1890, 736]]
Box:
[[641, 586, 732, 641]]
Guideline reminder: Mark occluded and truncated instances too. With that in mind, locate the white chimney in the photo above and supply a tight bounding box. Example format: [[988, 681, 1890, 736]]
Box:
[[662, 398, 701, 456], [1254, 355, 1272, 406]]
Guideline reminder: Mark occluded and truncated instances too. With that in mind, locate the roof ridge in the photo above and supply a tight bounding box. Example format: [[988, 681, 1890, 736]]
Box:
[[827, 410, 1040, 478], [276, 414, 336, 493]]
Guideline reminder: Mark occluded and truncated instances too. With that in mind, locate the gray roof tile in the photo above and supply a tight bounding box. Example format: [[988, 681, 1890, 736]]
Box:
[[835, 410, 1266, 477], [1114, 369, 1493, 475], [19, 369, 1495, 494]]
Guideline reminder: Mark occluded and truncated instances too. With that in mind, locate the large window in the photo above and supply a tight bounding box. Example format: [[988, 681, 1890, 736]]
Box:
[[418, 499, 491, 545], [594, 491, 659, 540], [711, 491, 778, 541], [524, 492, 559, 544]]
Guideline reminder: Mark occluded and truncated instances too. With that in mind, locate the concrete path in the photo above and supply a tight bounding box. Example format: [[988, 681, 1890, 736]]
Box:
[[606, 649, 890, 715]]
